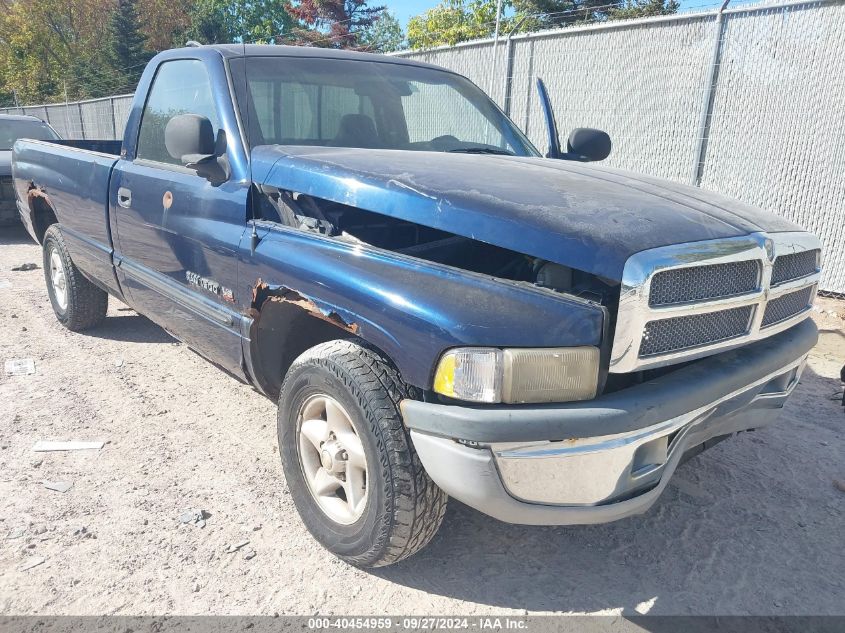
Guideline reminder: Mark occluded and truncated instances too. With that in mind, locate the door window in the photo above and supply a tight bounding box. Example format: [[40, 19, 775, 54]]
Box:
[[136, 59, 220, 165]]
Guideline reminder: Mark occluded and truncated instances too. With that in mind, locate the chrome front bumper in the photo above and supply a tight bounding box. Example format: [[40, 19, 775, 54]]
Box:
[[490, 357, 803, 507], [404, 321, 816, 525]]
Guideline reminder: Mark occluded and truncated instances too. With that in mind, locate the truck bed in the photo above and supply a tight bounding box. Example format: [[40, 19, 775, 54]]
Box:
[[52, 139, 122, 156], [12, 138, 122, 296]]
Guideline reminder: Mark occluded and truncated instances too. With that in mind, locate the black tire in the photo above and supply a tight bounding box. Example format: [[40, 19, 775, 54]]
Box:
[[43, 225, 108, 331], [278, 340, 447, 567]]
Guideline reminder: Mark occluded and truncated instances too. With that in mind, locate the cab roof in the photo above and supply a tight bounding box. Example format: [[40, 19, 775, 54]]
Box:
[[170, 43, 445, 72]]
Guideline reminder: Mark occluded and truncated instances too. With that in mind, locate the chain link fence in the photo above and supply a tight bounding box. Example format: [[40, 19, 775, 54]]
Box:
[[1, 0, 843, 292], [397, 0, 845, 294], [1, 94, 134, 140]]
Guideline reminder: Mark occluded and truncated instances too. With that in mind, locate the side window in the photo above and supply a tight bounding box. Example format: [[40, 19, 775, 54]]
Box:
[[136, 60, 220, 165]]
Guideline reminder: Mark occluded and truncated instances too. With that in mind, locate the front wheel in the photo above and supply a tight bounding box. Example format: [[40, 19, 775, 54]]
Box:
[[278, 340, 447, 567], [43, 225, 108, 331]]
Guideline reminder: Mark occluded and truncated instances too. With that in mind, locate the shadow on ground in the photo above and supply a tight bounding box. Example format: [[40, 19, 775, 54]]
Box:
[[0, 223, 35, 246], [373, 361, 844, 615], [86, 313, 175, 344]]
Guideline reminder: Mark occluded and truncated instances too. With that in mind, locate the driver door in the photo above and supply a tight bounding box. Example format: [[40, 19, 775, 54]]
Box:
[[111, 58, 248, 376]]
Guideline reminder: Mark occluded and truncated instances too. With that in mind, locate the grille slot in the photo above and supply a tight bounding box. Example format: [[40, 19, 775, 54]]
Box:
[[771, 250, 819, 285], [649, 260, 760, 306], [762, 286, 814, 328], [639, 306, 754, 358]]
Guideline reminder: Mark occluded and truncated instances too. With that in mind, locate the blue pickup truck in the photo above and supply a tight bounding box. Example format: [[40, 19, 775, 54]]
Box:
[[12, 44, 822, 567]]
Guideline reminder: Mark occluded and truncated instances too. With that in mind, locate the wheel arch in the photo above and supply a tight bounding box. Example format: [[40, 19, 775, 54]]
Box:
[[246, 286, 402, 399], [27, 189, 59, 243]]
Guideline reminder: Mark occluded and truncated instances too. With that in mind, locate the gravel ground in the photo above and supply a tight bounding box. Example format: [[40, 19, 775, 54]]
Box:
[[0, 224, 843, 616]]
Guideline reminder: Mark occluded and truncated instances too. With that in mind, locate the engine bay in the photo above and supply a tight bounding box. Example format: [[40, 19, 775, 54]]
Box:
[[255, 186, 620, 306]]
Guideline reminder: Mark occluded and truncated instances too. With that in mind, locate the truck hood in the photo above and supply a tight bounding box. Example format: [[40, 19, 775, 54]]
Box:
[[257, 146, 801, 281], [0, 151, 12, 176]]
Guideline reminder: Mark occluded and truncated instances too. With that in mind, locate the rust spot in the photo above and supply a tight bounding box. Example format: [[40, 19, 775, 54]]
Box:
[[27, 185, 51, 205], [250, 279, 359, 334]]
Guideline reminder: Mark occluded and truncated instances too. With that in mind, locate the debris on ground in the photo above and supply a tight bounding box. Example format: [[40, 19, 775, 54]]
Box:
[[32, 440, 105, 452], [243, 548, 256, 561], [179, 509, 207, 528], [19, 557, 45, 571], [72, 526, 94, 539], [43, 480, 74, 493], [6, 527, 25, 540], [11, 263, 39, 271], [5, 358, 35, 376], [114, 358, 124, 368], [834, 479, 845, 493], [225, 540, 250, 554]]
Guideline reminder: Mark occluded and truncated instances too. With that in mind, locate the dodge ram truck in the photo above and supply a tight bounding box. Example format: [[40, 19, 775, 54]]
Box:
[[13, 44, 822, 567]]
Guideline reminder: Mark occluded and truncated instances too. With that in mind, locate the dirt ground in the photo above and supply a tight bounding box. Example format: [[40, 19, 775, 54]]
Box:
[[0, 224, 843, 616]]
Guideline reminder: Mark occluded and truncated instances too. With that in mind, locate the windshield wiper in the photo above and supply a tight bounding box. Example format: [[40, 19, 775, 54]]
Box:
[[447, 147, 514, 156]]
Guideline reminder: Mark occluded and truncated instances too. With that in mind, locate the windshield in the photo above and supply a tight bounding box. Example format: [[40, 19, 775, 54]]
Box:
[[0, 119, 59, 150], [229, 56, 539, 157]]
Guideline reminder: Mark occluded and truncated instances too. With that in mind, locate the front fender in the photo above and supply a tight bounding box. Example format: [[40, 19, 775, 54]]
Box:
[[243, 223, 605, 390]]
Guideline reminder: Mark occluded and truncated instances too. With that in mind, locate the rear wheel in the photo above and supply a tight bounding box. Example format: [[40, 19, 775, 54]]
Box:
[[43, 225, 108, 331], [278, 340, 447, 567]]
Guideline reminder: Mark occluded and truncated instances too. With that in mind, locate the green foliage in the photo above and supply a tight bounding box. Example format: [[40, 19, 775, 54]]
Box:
[[185, 0, 295, 44], [108, 0, 151, 81], [608, 0, 680, 20], [359, 10, 405, 52], [407, 0, 510, 49], [102, 0, 152, 94], [511, 0, 620, 28]]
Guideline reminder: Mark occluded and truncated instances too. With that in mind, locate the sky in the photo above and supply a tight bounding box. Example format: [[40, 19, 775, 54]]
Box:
[[387, 0, 716, 28]]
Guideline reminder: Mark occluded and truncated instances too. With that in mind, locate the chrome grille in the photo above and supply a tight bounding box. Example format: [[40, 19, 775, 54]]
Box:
[[771, 250, 819, 286], [762, 285, 814, 328], [611, 232, 822, 373], [649, 260, 760, 306], [640, 306, 753, 357]]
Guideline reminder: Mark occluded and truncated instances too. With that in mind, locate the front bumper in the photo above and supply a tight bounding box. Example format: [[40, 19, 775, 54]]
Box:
[[401, 318, 817, 525]]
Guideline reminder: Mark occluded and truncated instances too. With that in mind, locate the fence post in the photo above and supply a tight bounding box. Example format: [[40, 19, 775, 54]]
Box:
[[78, 102, 86, 139], [690, 0, 731, 186], [110, 97, 118, 140], [502, 37, 515, 116]]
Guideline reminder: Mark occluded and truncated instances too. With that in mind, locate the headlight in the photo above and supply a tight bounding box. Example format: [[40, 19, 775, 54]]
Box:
[[433, 347, 599, 404]]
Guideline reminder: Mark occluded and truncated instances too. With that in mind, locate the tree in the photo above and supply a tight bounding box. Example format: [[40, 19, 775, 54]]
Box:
[[0, 0, 114, 102], [608, 0, 679, 20], [286, 0, 386, 49], [106, 0, 151, 91], [186, 0, 295, 44], [359, 10, 404, 52], [511, 0, 620, 29], [139, 0, 192, 50], [407, 0, 507, 49]]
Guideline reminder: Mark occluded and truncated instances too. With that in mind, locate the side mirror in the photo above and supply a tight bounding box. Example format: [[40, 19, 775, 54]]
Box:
[[565, 128, 612, 162], [535, 77, 612, 162], [165, 114, 215, 165]]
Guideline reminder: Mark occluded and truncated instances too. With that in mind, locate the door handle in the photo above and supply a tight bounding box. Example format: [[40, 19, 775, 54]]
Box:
[[117, 187, 132, 208]]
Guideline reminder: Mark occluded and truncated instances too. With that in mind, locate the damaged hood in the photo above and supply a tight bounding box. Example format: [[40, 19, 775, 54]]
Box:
[[257, 146, 801, 280]]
